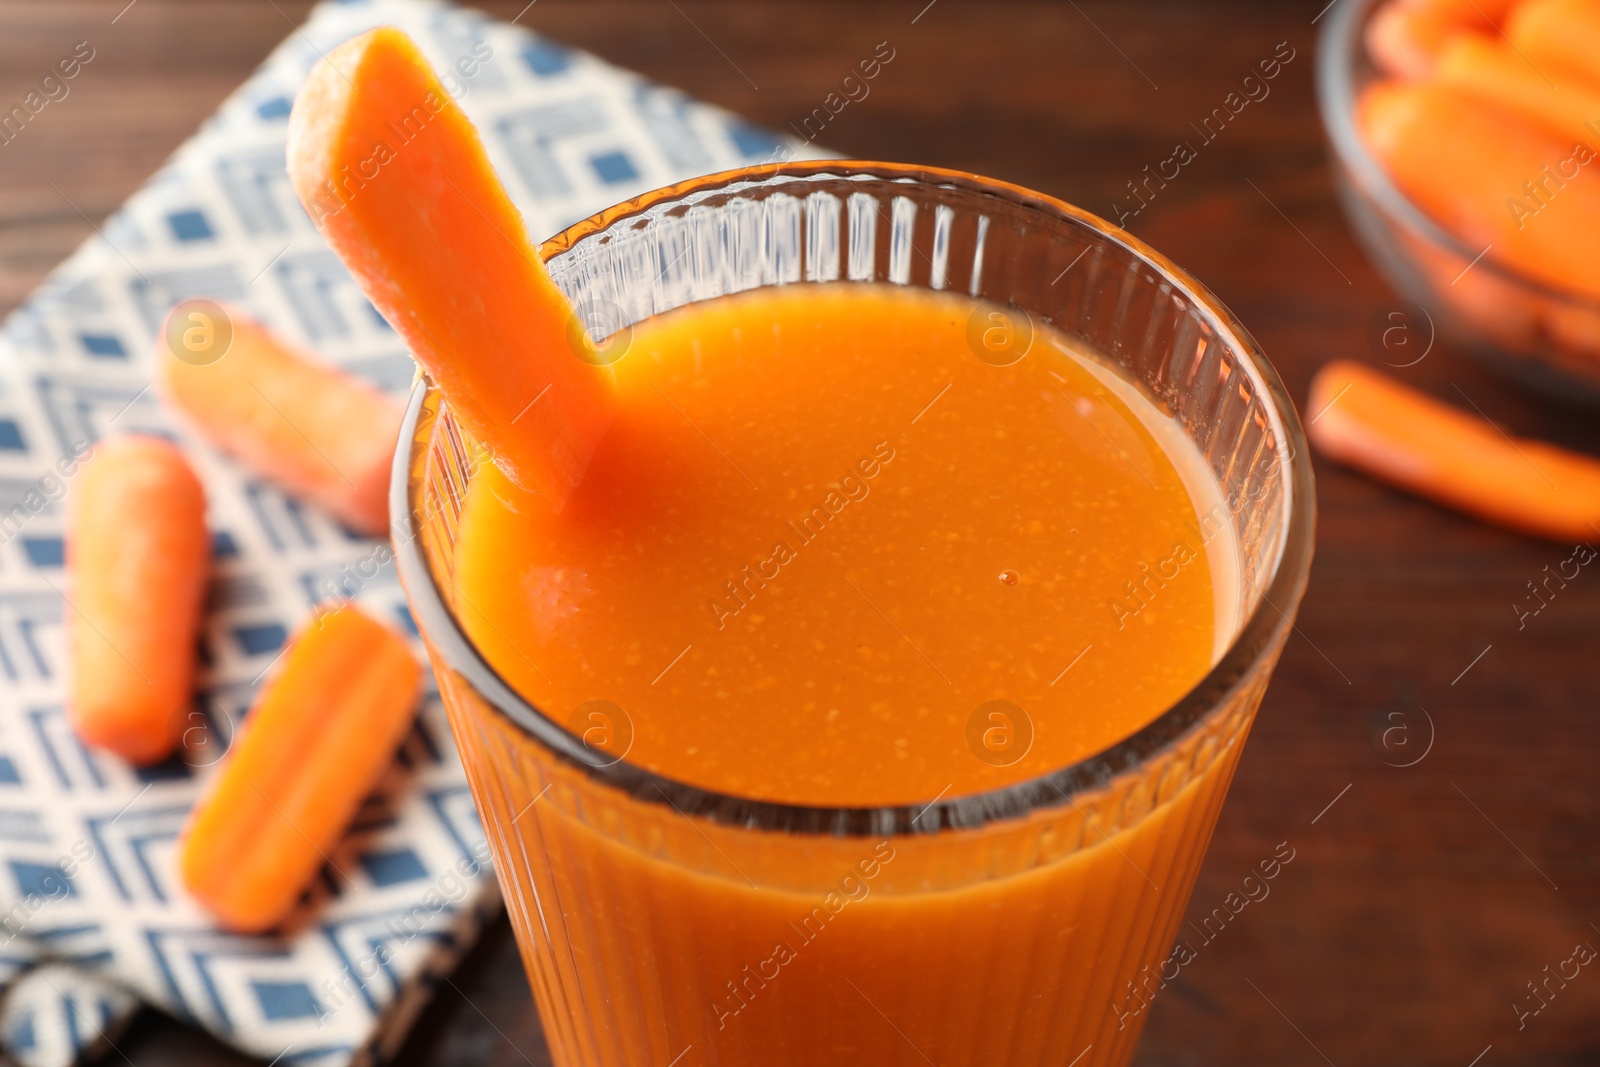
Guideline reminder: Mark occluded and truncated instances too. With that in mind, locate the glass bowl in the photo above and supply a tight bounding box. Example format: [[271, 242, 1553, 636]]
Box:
[[1317, 0, 1600, 404]]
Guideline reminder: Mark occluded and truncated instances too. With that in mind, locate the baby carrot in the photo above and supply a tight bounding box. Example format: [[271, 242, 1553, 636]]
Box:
[[67, 436, 208, 764], [1359, 79, 1600, 301], [1308, 360, 1600, 541], [1366, 0, 1519, 79], [155, 305, 401, 536], [1433, 35, 1600, 151], [179, 603, 422, 933], [286, 27, 617, 508], [1509, 0, 1600, 92]]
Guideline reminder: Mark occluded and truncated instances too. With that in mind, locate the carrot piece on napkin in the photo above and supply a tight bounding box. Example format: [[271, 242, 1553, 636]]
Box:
[[67, 435, 209, 764], [1508, 0, 1600, 92], [285, 26, 617, 507], [179, 603, 422, 933], [1308, 360, 1600, 541], [155, 304, 401, 536]]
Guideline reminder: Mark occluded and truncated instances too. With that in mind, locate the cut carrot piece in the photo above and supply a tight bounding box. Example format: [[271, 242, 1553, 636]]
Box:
[[179, 603, 422, 933], [1433, 35, 1600, 151], [1366, 0, 1519, 79], [1308, 360, 1600, 541], [67, 436, 208, 764], [1359, 79, 1600, 301], [286, 27, 616, 507], [155, 304, 401, 536], [1509, 0, 1600, 93]]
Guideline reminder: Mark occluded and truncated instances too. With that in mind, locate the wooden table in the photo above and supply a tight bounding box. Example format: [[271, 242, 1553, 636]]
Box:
[[4, 1, 1597, 1063]]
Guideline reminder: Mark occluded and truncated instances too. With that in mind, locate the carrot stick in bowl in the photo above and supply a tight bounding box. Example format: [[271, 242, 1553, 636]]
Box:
[[1308, 360, 1600, 541], [1358, 79, 1600, 302], [1366, 0, 1519, 80], [67, 436, 209, 764], [179, 602, 422, 933], [155, 305, 401, 537], [1433, 35, 1600, 152], [1509, 0, 1600, 92], [286, 27, 617, 509]]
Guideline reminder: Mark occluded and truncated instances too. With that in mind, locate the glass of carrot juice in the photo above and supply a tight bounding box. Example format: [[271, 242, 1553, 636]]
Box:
[[393, 161, 1315, 1067]]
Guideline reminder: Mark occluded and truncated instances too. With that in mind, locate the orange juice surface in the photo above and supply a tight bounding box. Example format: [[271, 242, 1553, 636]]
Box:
[[452, 284, 1235, 807]]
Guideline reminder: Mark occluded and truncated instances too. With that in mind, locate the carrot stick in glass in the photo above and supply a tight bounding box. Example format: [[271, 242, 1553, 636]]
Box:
[[286, 27, 617, 508], [67, 436, 208, 764], [1308, 360, 1600, 541], [179, 603, 422, 933]]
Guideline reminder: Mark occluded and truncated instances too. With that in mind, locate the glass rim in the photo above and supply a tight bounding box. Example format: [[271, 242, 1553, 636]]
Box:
[[391, 159, 1318, 838], [1315, 0, 1600, 312]]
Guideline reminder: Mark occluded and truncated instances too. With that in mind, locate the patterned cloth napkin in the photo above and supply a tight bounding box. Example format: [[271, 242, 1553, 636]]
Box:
[[0, 2, 811, 1063]]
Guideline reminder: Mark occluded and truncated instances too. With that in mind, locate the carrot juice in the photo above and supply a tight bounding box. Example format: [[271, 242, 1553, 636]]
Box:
[[425, 282, 1259, 1064], [453, 284, 1234, 806]]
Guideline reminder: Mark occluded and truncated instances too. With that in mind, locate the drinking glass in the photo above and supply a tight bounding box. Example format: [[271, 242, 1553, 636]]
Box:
[[393, 161, 1315, 1067]]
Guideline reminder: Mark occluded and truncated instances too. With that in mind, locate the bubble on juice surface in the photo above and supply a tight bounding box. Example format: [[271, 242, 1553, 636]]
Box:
[[998, 569, 1018, 586]]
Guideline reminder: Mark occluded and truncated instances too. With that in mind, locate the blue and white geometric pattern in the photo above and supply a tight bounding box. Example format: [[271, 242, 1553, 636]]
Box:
[[0, 1, 818, 1063]]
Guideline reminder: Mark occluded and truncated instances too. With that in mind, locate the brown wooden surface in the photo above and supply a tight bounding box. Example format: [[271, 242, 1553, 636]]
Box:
[[3, 1, 1598, 1064]]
